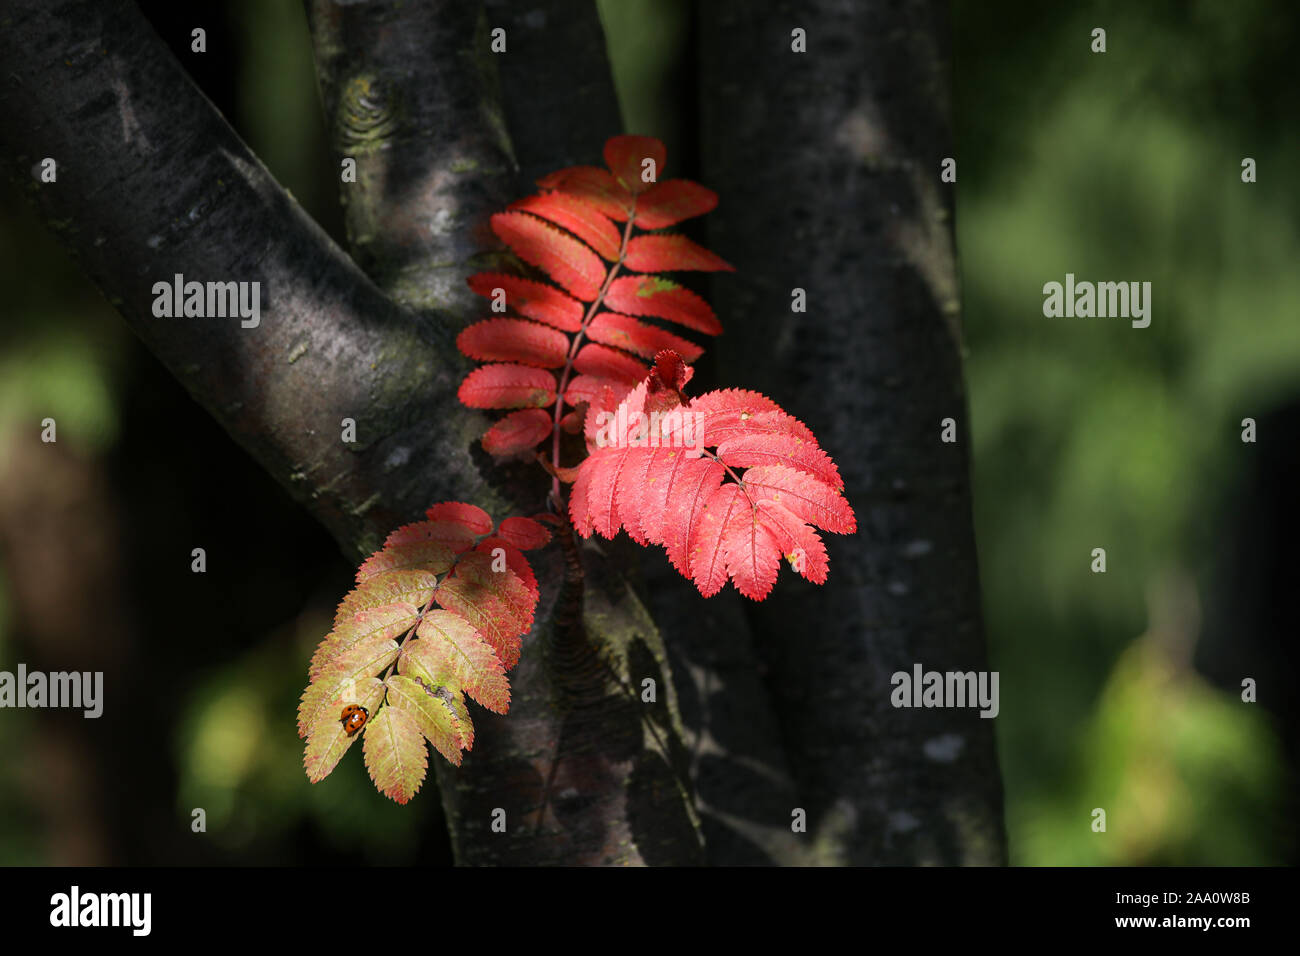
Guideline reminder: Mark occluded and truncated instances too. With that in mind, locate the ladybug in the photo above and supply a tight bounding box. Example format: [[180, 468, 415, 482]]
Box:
[[340, 704, 369, 736]]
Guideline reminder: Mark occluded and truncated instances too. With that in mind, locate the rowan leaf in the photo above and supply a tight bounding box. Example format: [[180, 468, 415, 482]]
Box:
[[414, 610, 511, 714], [298, 633, 400, 737], [717, 488, 784, 601], [687, 390, 793, 445], [384, 673, 468, 766], [334, 569, 439, 624], [560, 408, 585, 433], [299, 137, 861, 804], [740, 465, 857, 534], [581, 378, 629, 441], [450, 550, 536, 634], [647, 349, 695, 405], [586, 312, 704, 362], [435, 552, 533, 669], [634, 179, 719, 229], [444, 688, 476, 753], [466, 272, 584, 332], [604, 275, 722, 335], [302, 502, 541, 789], [303, 677, 384, 784], [423, 502, 494, 536], [491, 211, 606, 301], [537, 165, 632, 221], [568, 361, 855, 598], [474, 537, 539, 601], [661, 457, 727, 576], [496, 516, 552, 550], [633, 449, 716, 548], [565, 374, 634, 410], [357, 541, 455, 583], [363, 702, 429, 802], [457, 318, 569, 368], [510, 192, 623, 260], [716, 431, 843, 490], [757, 499, 830, 585], [604, 134, 666, 195], [310, 601, 421, 679], [573, 343, 649, 384], [395, 649, 476, 753], [624, 234, 733, 273], [574, 443, 636, 540], [688, 482, 749, 598], [481, 408, 553, 458], [458, 363, 557, 409]]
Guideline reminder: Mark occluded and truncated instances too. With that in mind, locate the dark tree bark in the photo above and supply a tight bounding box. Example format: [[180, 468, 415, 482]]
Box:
[[481, 0, 625, 188], [697, 0, 1006, 863]]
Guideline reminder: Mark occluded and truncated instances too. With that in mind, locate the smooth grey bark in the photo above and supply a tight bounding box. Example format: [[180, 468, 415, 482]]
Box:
[[1, 0, 702, 864], [698, 0, 1007, 864]]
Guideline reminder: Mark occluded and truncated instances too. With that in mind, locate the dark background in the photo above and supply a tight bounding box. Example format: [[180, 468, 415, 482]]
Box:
[[0, 0, 1295, 864]]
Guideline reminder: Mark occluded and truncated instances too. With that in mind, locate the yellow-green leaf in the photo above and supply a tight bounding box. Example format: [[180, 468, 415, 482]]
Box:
[[334, 569, 439, 626], [385, 673, 466, 766], [362, 702, 429, 803], [297, 632, 400, 737], [413, 610, 511, 713], [357, 540, 456, 582], [394, 647, 474, 749], [309, 601, 420, 679], [304, 677, 384, 784]]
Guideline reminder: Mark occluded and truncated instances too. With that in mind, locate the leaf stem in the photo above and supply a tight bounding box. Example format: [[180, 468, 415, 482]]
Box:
[[700, 448, 760, 515], [380, 592, 437, 687], [549, 209, 638, 505], [699, 448, 747, 488]]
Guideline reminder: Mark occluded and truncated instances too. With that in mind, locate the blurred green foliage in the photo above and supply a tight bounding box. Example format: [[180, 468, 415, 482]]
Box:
[[173, 607, 427, 862], [954, 0, 1294, 863], [597, 0, 691, 146]]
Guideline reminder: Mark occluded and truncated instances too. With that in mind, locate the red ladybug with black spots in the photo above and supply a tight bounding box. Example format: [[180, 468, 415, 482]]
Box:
[[340, 704, 369, 736]]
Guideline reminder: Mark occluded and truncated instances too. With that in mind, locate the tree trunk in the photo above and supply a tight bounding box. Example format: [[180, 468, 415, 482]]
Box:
[[696, 0, 1006, 864]]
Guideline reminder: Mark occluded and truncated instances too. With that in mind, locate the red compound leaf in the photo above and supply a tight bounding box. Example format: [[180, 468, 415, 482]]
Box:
[[573, 343, 649, 384], [634, 179, 719, 229], [586, 312, 704, 362], [490, 211, 606, 301], [481, 408, 553, 458], [569, 354, 855, 600], [458, 364, 557, 409], [623, 235, 733, 273], [537, 165, 633, 221], [457, 318, 569, 368], [604, 135, 667, 195], [510, 192, 623, 261], [496, 516, 553, 550], [466, 273, 584, 332], [604, 276, 722, 336]]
